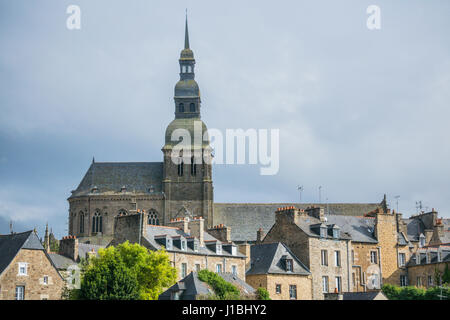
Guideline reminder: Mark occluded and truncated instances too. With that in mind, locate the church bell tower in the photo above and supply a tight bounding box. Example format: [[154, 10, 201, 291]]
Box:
[[162, 14, 214, 227]]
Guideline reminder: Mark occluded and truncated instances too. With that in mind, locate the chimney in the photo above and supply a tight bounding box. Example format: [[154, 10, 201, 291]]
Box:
[[167, 217, 190, 234], [59, 235, 79, 261], [206, 224, 231, 243], [275, 206, 303, 225], [188, 216, 204, 247], [238, 242, 251, 270], [305, 206, 325, 222], [256, 228, 265, 244]]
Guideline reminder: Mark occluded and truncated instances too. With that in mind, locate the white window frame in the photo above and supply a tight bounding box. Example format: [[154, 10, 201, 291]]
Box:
[[399, 253, 406, 267], [275, 284, 281, 294], [322, 276, 329, 293], [195, 263, 201, 272], [216, 264, 222, 273], [428, 275, 433, 287], [321, 250, 328, 266], [335, 276, 342, 292], [181, 263, 187, 278], [400, 275, 408, 287], [231, 265, 237, 276], [18, 262, 28, 276], [15, 286, 25, 300], [43, 275, 49, 285], [335, 251, 341, 267], [370, 251, 377, 264], [286, 259, 293, 271], [289, 285, 297, 300]]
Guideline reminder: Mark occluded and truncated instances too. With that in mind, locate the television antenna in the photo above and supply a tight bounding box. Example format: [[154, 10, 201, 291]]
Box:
[[394, 195, 400, 212], [319, 186, 322, 204], [297, 185, 304, 203]]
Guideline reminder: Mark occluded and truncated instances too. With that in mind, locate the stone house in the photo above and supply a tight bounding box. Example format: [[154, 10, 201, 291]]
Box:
[[47, 236, 103, 289], [406, 245, 450, 288], [262, 206, 351, 299], [0, 231, 65, 300], [111, 211, 247, 281], [246, 242, 312, 300]]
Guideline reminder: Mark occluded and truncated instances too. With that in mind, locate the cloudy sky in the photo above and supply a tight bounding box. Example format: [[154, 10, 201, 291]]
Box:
[[1, 0, 449, 238]]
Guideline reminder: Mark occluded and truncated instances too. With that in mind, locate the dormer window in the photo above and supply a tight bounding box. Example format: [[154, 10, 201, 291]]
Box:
[[181, 240, 186, 251], [193, 242, 198, 252], [419, 234, 426, 248], [166, 238, 173, 250], [231, 246, 237, 256], [333, 229, 340, 239], [216, 244, 222, 255], [320, 227, 327, 238], [286, 259, 293, 272]]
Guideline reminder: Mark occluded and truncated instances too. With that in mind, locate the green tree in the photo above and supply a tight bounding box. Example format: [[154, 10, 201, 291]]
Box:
[[80, 246, 139, 300], [256, 287, 271, 300], [78, 242, 176, 300], [116, 241, 177, 300], [442, 263, 450, 285]]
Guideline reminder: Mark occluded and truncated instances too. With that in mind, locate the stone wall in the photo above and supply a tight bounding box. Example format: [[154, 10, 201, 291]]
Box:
[[407, 262, 449, 288], [0, 249, 64, 300], [246, 274, 312, 300]]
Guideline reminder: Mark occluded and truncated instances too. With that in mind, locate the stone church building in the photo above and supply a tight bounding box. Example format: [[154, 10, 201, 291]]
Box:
[[67, 18, 380, 245]]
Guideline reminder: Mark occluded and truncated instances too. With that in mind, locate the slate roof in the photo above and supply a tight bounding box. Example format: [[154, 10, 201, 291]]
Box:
[[440, 219, 450, 243], [247, 242, 310, 276], [341, 291, 387, 300], [213, 203, 380, 242], [78, 243, 103, 259], [144, 225, 245, 258], [404, 218, 426, 242], [294, 215, 352, 241], [159, 272, 212, 300], [70, 162, 163, 197], [159, 272, 254, 300], [397, 232, 410, 246], [48, 253, 77, 270], [325, 215, 377, 243], [0, 231, 46, 275]]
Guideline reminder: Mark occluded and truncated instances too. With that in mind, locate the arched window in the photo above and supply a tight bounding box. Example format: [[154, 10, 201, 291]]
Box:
[[178, 157, 184, 176], [147, 209, 160, 225], [79, 212, 84, 234], [179, 103, 184, 113], [191, 156, 197, 176], [92, 210, 102, 233], [187, 65, 192, 73], [190, 103, 195, 112], [182, 65, 187, 73], [118, 209, 128, 216]]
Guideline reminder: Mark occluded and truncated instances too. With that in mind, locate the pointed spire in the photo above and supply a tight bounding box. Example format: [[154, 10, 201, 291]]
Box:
[[92, 156, 95, 164], [44, 223, 50, 253], [184, 10, 190, 49]]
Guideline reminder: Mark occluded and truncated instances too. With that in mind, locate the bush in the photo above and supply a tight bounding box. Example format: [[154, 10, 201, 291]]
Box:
[[256, 287, 271, 300], [382, 283, 449, 300], [197, 269, 240, 299]]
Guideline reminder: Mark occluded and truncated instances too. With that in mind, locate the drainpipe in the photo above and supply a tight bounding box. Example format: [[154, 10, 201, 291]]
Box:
[[354, 265, 366, 292], [347, 240, 351, 292]]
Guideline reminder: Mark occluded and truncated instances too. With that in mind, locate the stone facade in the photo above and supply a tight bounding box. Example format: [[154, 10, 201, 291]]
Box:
[[112, 211, 246, 282], [246, 274, 312, 300], [262, 207, 350, 299], [0, 249, 64, 300], [408, 262, 449, 288]]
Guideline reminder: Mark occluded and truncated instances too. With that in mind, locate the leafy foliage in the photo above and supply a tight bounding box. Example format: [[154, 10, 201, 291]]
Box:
[[256, 287, 271, 300], [382, 283, 450, 300], [78, 242, 176, 300], [197, 269, 240, 299]]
